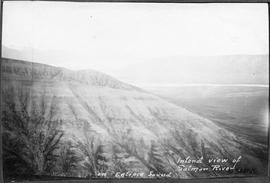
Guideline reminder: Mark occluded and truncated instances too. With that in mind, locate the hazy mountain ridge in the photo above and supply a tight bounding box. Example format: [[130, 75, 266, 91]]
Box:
[[123, 54, 269, 85], [1, 57, 138, 90], [1, 58, 266, 178]]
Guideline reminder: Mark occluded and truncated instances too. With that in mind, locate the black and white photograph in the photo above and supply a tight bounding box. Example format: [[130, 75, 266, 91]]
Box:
[[0, 1, 269, 181]]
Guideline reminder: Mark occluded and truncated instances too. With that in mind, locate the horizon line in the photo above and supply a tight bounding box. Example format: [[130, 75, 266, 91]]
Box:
[[135, 83, 269, 88]]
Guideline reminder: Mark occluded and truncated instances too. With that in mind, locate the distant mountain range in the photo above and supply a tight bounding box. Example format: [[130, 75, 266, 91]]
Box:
[[1, 57, 267, 177], [2, 46, 269, 85]]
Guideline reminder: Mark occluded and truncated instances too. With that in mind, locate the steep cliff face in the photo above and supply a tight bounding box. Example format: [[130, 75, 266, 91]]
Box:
[[1, 58, 261, 177]]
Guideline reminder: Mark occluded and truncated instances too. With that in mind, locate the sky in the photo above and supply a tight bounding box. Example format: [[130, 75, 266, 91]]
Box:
[[2, 2, 269, 86]]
